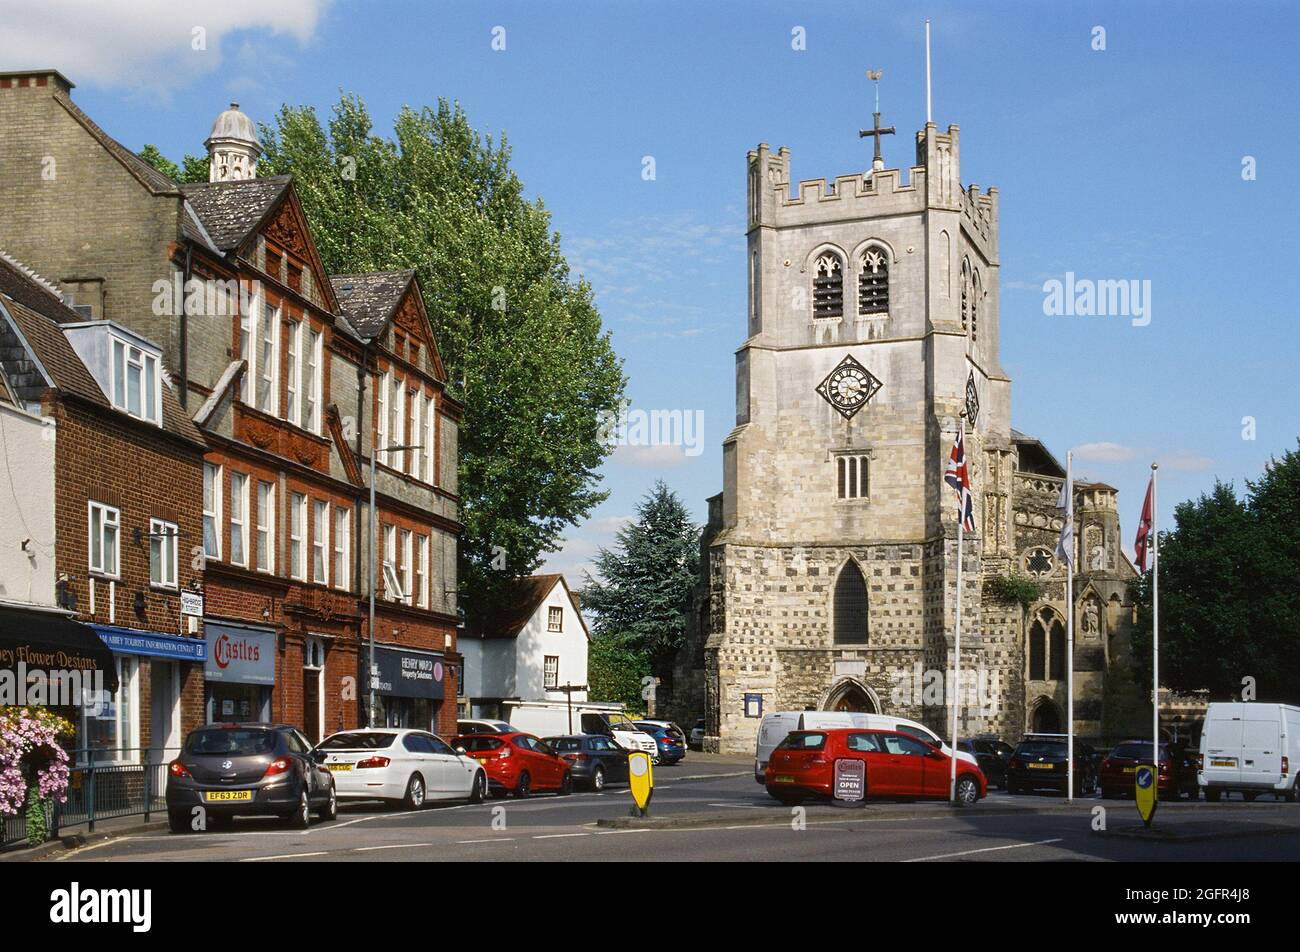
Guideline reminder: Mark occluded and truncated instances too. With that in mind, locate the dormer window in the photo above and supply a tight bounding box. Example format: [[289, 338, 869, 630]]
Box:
[[111, 336, 160, 424]]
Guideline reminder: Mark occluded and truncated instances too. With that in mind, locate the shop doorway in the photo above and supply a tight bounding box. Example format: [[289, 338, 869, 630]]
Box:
[[149, 660, 181, 762], [303, 638, 325, 744]]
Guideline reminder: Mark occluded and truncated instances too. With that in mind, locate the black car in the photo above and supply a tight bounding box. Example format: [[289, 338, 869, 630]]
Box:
[[543, 734, 630, 791], [958, 737, 1013, 789], [166, 723, 337, 833], [1005, 736, 1098, 796]]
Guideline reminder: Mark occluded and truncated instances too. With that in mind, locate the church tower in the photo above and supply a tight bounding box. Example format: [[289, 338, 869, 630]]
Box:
[[696, 102, 1018, 753], [205, 102, 261, 182]]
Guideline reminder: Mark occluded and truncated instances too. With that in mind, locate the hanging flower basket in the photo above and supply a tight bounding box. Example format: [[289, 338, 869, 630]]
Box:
[[0, 707, 74, 845]]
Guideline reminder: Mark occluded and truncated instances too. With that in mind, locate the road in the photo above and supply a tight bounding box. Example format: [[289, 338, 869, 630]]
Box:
[[49, 761, 1300, 863]]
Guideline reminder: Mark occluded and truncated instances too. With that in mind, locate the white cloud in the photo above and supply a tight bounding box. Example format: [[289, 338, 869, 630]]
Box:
[[0, 0, 328, 89], [1073, 441, 1139, 463], [612, 443, 695, 469], [537, 514, 633, 584]]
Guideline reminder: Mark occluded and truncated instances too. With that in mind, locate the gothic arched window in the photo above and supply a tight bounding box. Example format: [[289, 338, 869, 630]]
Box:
[[960, 259, 971, 331], [813, 252, 844, 319], [858, 247, 889, 315], [1029, 617, 1046, 680], [1049, 617, 1067, 680], [970, 269, 981, 342], [833, 561, 868, 644]]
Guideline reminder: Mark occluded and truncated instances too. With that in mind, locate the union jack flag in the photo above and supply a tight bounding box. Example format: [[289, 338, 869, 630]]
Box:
[[945, 424, 976, 533]]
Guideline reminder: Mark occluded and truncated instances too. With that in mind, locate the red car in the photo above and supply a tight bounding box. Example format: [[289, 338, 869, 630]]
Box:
[[1100, 740, 1199, 800], [451, 732, 572, 798], [764, 728, 987, 806]]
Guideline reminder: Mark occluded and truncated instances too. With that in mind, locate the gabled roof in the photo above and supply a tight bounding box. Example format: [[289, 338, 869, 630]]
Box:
[[466, 574, 589, 640], [51, 86, 181, 196], [1011, 428, 1066, 478], [329, 270, 415, 339], [179, 176, 292, 251], [0, 253, 204, 445]]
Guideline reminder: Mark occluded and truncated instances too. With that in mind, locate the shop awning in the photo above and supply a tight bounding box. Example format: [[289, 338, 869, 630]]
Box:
[[0, 605, 120, 694]]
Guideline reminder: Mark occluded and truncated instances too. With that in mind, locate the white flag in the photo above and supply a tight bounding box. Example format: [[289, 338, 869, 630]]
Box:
[[1055, 460, 1074, 569]]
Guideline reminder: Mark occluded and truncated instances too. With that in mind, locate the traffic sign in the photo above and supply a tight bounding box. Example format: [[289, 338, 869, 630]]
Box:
[[628, 751, 653, 816], [1135, 763, 1158, 827]]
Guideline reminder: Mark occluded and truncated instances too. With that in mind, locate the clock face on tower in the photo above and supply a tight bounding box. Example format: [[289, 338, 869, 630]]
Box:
[[815, 355, 882, 420]]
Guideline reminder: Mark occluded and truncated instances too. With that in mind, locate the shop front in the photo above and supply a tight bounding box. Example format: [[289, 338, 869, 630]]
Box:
[[363, 644, 445, 732], [204, 622, 275, 723]]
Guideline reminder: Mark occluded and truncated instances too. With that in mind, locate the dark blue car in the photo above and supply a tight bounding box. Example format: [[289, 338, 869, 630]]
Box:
[[635, 721, 687, 765]]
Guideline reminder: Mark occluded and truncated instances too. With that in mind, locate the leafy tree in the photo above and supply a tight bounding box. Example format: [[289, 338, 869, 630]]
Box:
[[137, 144, 208, 184], [251, 95, 625, 606], [581, 482, 700, 678], [1130, 444, 1300, 703], [587, 634, 651, 712]]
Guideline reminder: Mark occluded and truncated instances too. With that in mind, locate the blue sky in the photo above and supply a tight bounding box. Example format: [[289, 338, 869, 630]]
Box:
[[8, 0, 1298, 582]]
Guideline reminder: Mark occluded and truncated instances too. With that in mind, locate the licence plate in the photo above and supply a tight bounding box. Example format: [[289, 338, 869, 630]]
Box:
[[204, 790, 252, 802], [1027, 763, 1055, 770], [327, 763, 353, 772], [774, 775, 795, 784], [1122, 767, 1136, 774], [1211, 759, 1236, 768]]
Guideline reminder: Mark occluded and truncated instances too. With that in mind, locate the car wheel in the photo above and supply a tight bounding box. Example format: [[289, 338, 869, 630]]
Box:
[[954, 775, 980, 807], [1186, 784, 1200, 801], [1006, 782, 1022, 796], [167, 809, 189, 834], [469, 771, 487, 804], [404, 774, 426, 810], [559, 772, 573, 796], [1206, 788, 1221, 803], [318, 782, 338, 821], [1243, 791, 1258, 802], [592, 765, 606, 792], [288, 789, 311, 830], [513, 771, 531, 799], [766, 787, 803, 805]]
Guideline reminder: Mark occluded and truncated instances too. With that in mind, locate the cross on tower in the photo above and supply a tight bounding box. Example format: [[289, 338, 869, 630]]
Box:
[[858, 69, 895, 172]]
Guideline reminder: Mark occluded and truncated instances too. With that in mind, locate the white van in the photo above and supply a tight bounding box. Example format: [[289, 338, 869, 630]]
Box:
[[1199, 702, 1300, 801], [754, 711, 979, 783]]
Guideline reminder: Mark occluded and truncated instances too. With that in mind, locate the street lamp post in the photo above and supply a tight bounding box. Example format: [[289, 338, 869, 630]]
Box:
[[368, 443, 421, 728]]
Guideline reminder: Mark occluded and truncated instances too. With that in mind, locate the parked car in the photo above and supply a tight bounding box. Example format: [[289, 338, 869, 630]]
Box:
[[544, 734, 630, 790], [764, 728, 987, 806], [634, 721, 687, 765], [754, 710, 980, 784], [457, 719, 515, 735], [452, 731, 573, 798], [958, 737, 1012, 789], [689, 719, 706, 751], [317, 729, 487, 808], [1199, 702, 1300, 802], [1005, 736, 1098, 796], [578, 712, 660, 759], [1100, 740, 1198, 801], [166, 723, 336, 833]]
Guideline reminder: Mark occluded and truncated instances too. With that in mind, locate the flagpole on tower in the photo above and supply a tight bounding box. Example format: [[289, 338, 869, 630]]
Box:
[[949, 412, 966, 804], [1152, 463, 1160, 766], [925, 18, 933, 124]]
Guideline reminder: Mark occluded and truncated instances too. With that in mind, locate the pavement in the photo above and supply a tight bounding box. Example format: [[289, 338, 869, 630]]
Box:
[[10, 752, 1300, 863]]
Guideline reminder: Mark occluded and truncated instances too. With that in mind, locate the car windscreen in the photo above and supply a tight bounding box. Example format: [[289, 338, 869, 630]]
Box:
[[776, 732, 827, 751], [1111, 742, 1164, 760], [186, 729, 277, 756], [547, 738, 583, 752], [1016, 742, 1066, 756], [318, 732, 397, 750], [455, 736, 503, 752]]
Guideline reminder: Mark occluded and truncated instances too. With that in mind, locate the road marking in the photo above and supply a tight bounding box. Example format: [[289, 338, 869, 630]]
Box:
[[455, 837, 515, 844], [533, 832, 591, 839], [707, 802, 766, 809], [241, 851, 329, 862], [902, 838, 1064, 863], [353, 843, 428, 852], [593, 828, 655, 835]]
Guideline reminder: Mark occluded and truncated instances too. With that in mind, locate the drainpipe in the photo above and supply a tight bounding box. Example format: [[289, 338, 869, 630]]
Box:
[[179, 244, 192, 410], [356, 341, 369, 723]]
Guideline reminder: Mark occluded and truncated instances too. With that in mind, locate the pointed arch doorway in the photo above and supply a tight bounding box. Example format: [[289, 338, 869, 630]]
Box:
[[824, 679, 879, 714], [1030, 698, 1062, 734]]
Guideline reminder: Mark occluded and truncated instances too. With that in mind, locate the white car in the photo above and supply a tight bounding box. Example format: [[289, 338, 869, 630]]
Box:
[[753, 710, 981, 783], [318, 728, 488, 808], [580, 712, 660, 759], [1199, 702, 1300, 802], [457, 719, 515, 735]]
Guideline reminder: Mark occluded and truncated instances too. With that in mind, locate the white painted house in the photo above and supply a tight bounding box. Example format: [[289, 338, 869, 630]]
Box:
[[459, 574, 590, 719]]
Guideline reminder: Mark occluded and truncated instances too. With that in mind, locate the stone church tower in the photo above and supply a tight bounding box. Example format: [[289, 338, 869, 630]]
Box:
[[660, 116, 1143, 754]]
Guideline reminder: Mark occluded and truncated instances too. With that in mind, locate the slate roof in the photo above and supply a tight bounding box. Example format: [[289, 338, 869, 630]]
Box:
[[0, 253, 204, 446], [465, 574, 588, 640], [329, 270, 415, 340], [179, 176, 292, 252]]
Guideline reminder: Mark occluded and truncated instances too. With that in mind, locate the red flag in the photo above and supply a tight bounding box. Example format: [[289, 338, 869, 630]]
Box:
[[1134, 476, 1154, 572]]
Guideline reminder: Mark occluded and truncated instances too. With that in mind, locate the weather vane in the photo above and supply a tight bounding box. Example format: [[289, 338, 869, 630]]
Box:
[[859, 69, 895, 172]]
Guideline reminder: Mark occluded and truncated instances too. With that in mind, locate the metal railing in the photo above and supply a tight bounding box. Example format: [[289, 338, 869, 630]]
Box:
[[1, 747, 180, 850]]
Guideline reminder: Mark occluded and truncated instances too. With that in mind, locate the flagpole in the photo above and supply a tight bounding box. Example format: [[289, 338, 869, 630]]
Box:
[[949, 413, 964, 803], [1152, 462, 1160, 766], [1066, 452, 1074, 802], [925, 18, 933, 124]]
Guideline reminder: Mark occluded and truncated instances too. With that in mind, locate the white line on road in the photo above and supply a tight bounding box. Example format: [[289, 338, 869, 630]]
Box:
[[353, 843, 428, 852], [902, 838, 1064, 863], [455, 837, 515, 844], [241, 851, 329, 862], [533, 832, 591, 839], [707, 802, 767, 809]]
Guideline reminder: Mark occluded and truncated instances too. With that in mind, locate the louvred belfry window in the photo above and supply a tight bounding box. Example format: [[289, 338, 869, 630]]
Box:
[[813, 252, 844, 318], [960, 261, 971, 331], [858, 249, 888, 315]]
